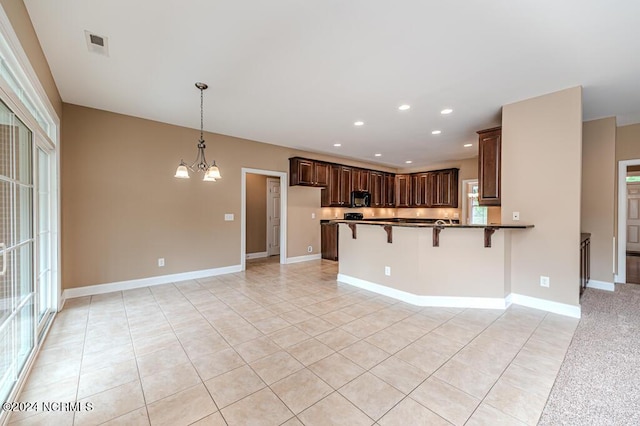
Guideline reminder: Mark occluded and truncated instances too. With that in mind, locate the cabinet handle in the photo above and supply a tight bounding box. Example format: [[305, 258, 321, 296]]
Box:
[[0, 243, 6, 276]]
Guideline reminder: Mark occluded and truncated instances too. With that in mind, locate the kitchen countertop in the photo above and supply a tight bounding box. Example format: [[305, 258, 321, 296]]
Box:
[[330, 220, 534, 229]]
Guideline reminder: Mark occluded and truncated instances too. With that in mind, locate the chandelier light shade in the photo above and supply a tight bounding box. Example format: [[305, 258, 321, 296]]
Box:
[[174, 82, 222, 181]]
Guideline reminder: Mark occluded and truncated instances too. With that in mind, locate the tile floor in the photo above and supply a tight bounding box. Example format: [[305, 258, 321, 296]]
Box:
[[9, 258, 579, 425]]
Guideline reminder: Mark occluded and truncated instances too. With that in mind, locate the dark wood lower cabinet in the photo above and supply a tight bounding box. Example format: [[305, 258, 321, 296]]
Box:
[[321, 223, 339, 261]]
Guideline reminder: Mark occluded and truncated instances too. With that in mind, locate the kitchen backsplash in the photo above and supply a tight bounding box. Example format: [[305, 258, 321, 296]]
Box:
[[320, 206, 502, 224], [320, 207, 460, 220]]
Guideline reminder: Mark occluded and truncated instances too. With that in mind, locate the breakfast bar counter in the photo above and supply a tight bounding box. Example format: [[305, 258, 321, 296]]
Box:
[[332, 220, 534, 309]]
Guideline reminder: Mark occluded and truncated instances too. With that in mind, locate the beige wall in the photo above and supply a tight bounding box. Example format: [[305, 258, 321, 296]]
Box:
[[246, 174, 267, 254], [616, 124, 640, 161], [0, 0, 62, 118], [338, 224, 511, 298], [582, 118, 616, 283], [502, 87, 583, 306], [288, 186, 322, 256], [61, 104, 369, 289]]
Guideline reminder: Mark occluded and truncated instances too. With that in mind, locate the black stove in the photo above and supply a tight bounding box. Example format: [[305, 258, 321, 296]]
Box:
[[344, 213, 364, 220]]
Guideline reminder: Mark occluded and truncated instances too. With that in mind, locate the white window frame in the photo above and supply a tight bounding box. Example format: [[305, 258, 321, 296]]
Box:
[[0, 3, 60, 416]]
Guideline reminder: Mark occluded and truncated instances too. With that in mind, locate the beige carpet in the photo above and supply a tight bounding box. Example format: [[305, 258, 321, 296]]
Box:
[[539, 284, 640, 425]]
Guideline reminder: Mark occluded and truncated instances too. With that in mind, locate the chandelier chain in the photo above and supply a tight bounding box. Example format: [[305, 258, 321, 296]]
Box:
[[200, 86, 204, 142]]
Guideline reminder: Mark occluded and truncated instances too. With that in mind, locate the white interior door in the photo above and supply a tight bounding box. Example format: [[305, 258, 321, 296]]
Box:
[[627, 182, 640, 252], [267, 178, 280, 256]]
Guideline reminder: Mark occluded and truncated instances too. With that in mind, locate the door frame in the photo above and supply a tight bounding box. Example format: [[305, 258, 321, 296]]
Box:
[[461, 179, 476, 225], [241, 168, 287, 271], [616, 159, 640, 283], [266, 177, 280, 256]]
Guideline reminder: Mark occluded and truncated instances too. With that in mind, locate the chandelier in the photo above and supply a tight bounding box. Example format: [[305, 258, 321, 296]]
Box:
[[174, 82, 222, 181]]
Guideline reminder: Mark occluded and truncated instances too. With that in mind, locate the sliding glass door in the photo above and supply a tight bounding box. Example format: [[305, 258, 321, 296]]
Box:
[[36, 144, 54, 335], [0, 99, 35, 404]]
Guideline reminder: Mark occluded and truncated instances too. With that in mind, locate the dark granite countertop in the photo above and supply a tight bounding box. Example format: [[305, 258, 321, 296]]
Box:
[[330, 220, 534, 229]]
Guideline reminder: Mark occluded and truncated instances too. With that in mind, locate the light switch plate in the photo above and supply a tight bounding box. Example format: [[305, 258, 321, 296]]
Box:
[[225, 214, 234, 221], [311, 213, 316, 219]]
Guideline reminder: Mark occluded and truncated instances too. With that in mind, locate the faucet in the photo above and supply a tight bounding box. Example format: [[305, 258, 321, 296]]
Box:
[[435, 219, 447, 226]]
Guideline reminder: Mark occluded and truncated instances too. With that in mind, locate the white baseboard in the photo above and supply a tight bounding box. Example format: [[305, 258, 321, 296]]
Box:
[[337, 274, 510, 310], [509, 293, 581, 318], [246, 251, 268, 260], [337, 274, 581, 318], [586, 280, 615, 291], [286, 254, 321, 264], [62, 264, 242, 300]]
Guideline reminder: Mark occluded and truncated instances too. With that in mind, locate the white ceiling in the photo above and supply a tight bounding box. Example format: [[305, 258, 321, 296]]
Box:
[[23, 0, 640, 168]]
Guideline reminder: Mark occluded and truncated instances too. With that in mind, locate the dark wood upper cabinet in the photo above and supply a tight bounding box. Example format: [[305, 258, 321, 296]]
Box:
[[289, 157, 330, 187], [351, 169, 370, 192], [395, 174, 412, 207], [314, 162, 330, 186], [411, 173, 430, 207], [384, 173, 396, 207], [370, 171, 384, 207], [340, 166, 352, 204], [292, 156, 456, 209], [477, 127, 501, 206], [430, 169, 459, 207], [321, 164, 352, 207]]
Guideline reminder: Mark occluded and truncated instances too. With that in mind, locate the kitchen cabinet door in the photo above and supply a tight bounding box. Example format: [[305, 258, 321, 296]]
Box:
[[477, 127, 501, 206], [395, 174, 411, 207], [289, 157, 330, 187], [289, 158, 315, 186], [321, 223, 339, 261], [370, 171, 384, 207], [321, 165, 352, 207], [340, 166, 353, 205], [411, 173, 430, 207], [314, 162, 330, 186], [384, 173, 396, 207], [352, 169, 371, 191], [430, 169, 459, 207]]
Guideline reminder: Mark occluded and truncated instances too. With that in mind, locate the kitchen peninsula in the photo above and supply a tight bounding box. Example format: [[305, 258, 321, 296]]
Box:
[[333, 220, 533, 309]]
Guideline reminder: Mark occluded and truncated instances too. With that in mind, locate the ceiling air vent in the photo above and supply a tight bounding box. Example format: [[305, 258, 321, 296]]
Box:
[[84, 30, 109, 56]]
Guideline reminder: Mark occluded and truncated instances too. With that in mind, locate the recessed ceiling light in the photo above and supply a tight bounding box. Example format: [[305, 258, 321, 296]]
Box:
[[333, 143, 341, 147], [405, 160, 412, 164], [354, 121, 364, 126], [464, 143, 473, 147], [398, 104, 411, 111], [441, 108, 453, 115], [374, 153, 382, 157], [431, 130, 442, 135]]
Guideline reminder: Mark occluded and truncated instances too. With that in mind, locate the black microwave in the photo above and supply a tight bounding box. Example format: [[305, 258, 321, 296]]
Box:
[[351, 191, 371, 207]]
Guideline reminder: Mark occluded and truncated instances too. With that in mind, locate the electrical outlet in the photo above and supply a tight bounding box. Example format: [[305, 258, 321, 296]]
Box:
[[540, 276, 550, 287], [224, 213, 234, 221], [307, 246, 313, 253], [384, 266, 391, 276], [512, 212, 520, 221], [453, 212, 459, 219], [444, 212, 449, 218], [158, 258, 165, 267]]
